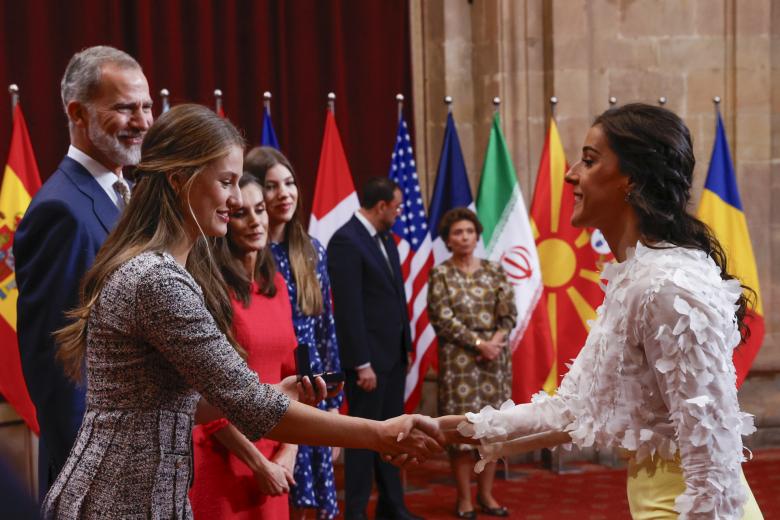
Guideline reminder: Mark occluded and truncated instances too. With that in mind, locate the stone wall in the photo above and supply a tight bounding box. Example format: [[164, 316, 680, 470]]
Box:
[[411, 0, 780, 443]]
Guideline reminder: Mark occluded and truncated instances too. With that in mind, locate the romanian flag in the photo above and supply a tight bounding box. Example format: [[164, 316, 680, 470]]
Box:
[[517, 119, 611, 397], [0, 104, 41, 433], [697, 112, 764, 387]]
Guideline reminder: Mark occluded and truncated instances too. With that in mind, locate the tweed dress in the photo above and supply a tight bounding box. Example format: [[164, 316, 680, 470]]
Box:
[[42, 252, 290, 519]]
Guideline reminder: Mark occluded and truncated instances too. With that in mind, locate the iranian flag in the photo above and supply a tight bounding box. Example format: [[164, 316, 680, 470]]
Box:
[[308, 109, 359, 247], [476, 112, 546, 403]]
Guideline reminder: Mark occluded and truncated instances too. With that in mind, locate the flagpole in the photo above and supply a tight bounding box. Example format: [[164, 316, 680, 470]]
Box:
[[9, 84, 19, 116], [549, 96, 558, 119], [658, 96, 667, 106], [713, 96, 722, 113], [396, 93, 404, 122], [263, 91, 272, 116], [609, 96, 617, 107], [493, 96, 501, 114], [160, 88, 170, 113], [327, 92, 336, 114], [214, 89, 223, 114], [444, 95, 453, 113]]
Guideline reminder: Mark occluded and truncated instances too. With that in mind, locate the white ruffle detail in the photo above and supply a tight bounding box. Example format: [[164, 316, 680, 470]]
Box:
[[456, 242, 756, 517]]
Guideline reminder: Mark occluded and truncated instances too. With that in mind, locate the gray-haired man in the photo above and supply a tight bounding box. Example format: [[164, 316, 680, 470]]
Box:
[[14, 45, 152, 494]]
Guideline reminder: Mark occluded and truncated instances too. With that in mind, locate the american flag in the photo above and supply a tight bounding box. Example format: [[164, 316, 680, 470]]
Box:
[[388, 117, 436, 412]]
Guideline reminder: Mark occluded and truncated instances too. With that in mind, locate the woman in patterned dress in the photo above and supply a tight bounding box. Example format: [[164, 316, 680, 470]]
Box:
[[43, 104, 443, 519], [245, 146, 342, 520], [443, 104, 763, 519], [428, 207, 517, 518]]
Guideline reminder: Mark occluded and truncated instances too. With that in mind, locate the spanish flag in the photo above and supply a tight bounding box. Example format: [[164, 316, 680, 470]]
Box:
[[697, 112, 764, 387], [0, 104, 41, 433], [513, 119, 611, 401]]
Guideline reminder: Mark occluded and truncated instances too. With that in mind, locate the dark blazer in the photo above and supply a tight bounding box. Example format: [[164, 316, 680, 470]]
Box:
[[327, 215, 411, 372], [14, 156, 120, 491]]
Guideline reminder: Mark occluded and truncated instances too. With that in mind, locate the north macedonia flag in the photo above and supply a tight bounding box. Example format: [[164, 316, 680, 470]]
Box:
[[0, 104, 41, 433], [514, 119, 611, 400]]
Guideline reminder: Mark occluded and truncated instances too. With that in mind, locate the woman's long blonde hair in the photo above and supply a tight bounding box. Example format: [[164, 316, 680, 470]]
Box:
[[55, 104, 245, 382], [244, 146, 323, 316]]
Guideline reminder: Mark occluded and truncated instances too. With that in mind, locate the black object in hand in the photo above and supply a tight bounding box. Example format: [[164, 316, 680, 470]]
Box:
[[295, 344, 344, 391]]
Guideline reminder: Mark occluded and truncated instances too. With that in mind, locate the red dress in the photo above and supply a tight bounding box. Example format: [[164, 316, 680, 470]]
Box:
[[190, 273, 297, 519]]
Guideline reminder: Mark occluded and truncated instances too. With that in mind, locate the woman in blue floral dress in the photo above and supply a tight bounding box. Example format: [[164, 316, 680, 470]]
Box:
[[246, 146, 342, 520]]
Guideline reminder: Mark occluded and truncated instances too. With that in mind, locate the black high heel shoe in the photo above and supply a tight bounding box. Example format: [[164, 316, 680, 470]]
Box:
[[476, 496, 509, 517], [454, 507, 476, 519]]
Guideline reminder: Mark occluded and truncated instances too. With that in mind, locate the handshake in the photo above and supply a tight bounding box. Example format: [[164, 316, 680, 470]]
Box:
[[374, 415, 479, 467]]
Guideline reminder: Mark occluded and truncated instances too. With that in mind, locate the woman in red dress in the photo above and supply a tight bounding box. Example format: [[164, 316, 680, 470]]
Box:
[[190, 175, 298, 519]]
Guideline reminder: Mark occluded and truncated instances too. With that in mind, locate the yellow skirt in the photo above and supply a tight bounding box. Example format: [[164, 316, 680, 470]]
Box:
[[626, 455, 763, 519]]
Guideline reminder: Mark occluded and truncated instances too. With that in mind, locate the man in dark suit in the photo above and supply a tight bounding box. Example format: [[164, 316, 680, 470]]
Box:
[[327, 177, 420, 520], [14, 46, 152, 494]]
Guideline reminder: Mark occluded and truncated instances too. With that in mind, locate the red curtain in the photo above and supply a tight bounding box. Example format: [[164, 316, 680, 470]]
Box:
[[0, 0, 412, 217]]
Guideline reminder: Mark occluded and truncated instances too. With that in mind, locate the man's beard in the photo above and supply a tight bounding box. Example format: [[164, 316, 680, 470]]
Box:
[[87, 111, 143, 167]]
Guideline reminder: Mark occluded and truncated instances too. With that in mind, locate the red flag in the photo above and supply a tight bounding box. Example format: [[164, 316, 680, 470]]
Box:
[[308, 110, 359, 247], [515, 119, 611, 400], [0, 104, 41, 433]]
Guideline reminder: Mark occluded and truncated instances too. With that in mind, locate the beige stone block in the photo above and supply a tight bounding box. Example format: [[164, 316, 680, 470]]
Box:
[[693, 0, 726, 36], [553, 0, 588, 40], [619, 0, 697, 38], [555, 36, 590, 70], [657, 37, 725, 69], [736, 36, 770, 71], [524, 34, 546, 71], [686, 69, 727, 114], [422, 0, 445, 42], [554, 69, 592, 119], [525, 0, 545, 40], [636, 73, 687, 113], [606, 69, 642, 106], [606, 69, 686, 110], [470, 0, 500, 44], [587, 68, 611, 115], [588, 0, 621, 35], [734, 113, 771, 161], [736, 0, 770, 36], [735, 68, 771, 111], [772, 114, 780, 158], [592, 37, 659, 70], [443, 0, 473, 40]]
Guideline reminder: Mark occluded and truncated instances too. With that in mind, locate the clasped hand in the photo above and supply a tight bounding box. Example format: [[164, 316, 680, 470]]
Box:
[[377, 414, 447, 467]]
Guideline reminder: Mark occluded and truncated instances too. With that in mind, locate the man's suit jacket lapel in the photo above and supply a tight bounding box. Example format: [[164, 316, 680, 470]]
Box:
[[351, 217, 396, 287], [60, 157, 120, 233]]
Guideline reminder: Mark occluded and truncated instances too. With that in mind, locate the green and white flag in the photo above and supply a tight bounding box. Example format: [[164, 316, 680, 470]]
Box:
[[476, 112, 542, 345]]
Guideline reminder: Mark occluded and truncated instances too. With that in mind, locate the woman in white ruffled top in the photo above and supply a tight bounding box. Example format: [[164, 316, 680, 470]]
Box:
[[440, 103, 763, 519]]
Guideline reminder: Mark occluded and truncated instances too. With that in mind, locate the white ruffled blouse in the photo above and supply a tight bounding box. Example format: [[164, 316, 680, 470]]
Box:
[[460, 243, 756, 519]]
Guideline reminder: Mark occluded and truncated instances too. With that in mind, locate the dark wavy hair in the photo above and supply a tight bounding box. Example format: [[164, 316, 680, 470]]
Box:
[[593, 103, 754, 340], [438, 207, 483, 251], [215, 174, 278, 307]]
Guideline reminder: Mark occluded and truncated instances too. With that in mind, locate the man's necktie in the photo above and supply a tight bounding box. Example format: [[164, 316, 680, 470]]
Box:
[[375, 233, 394, 278], [113, 179, 131, 208]]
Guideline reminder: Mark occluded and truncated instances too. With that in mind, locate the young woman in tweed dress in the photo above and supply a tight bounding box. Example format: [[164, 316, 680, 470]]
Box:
[[43, 104, 442, 519]]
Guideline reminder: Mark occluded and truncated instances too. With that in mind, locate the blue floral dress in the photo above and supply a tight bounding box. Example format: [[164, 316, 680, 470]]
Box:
[[271, 239, 342, 519]]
